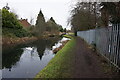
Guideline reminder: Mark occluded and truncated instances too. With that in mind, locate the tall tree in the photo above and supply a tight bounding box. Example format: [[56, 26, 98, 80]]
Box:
[[2, 8, 30, 37], [35, 10, 46, 36], [0, 9, 2, 27], [46, 17, 59, 34], [101, 2, 120, 24], [69, 2, 103, 36], [69, 2, 97, 35], [2, 9, 22, 29], [50, 17, 56, 23], [3, 3, 10, 10]]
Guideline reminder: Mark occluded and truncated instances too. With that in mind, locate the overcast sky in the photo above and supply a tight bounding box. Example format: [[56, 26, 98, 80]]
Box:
[[0, 0, 77, 29]]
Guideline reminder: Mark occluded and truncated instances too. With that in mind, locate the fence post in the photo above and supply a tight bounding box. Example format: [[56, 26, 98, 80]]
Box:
[[118, 23, 120, 71], [109, 24, 113, 68]]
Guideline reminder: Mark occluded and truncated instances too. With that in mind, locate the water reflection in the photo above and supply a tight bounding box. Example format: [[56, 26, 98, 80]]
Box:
[[2, 37, 62, 78], [52, 37, 71, 50], [2, 49, 23, 70]]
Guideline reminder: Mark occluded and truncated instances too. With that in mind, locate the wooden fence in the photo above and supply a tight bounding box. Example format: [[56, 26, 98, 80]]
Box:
[[77, 24, 120, 70]]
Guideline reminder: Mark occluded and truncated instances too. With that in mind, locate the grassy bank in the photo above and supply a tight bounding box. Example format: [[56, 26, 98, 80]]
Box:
[[63, 35, 72, 39], [35, 37, 76, 78]]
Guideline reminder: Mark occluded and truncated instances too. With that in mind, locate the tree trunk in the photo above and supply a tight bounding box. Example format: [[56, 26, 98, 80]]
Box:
[[74, 31, 77, 36]]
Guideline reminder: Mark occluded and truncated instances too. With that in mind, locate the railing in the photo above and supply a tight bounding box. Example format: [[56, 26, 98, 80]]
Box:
[[77, 24, 120, 69]]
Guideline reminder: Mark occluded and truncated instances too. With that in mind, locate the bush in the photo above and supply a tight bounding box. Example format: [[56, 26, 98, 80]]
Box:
[[3, 28, 31, 38], [2, 9, 22, 29], [2, 9, 32, 38]]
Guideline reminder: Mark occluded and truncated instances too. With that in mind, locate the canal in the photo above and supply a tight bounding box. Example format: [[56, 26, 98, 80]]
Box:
[[2, 37, 69, 78]]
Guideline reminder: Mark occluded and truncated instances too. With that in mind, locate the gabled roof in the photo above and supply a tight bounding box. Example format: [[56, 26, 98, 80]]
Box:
[[19, 18, 31, 27]]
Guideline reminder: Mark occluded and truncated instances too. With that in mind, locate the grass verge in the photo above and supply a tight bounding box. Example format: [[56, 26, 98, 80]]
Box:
[[35, 37, 76, 78], [63, 35, 73, 39]]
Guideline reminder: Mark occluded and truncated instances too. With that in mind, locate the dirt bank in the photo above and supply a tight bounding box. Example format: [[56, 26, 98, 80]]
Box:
[[2, 36, 38, 50], [53, 40, 69, 53]]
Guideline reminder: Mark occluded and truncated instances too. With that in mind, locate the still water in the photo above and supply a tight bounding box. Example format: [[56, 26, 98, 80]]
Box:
[[2, 37, 69, 78]]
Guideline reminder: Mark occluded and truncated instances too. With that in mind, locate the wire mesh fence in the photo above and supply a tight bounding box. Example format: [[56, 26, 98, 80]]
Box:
[[77, 24, 120, 69]]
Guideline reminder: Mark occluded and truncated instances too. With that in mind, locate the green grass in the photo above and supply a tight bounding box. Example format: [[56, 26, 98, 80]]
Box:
[[35, 37, 76, 78], [63, 35, 73, 39], [2, 28, 31, 38], [68, 33, 74, 35]]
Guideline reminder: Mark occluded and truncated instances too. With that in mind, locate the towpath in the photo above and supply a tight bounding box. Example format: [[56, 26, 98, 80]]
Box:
[[72, 37, 110, 78]]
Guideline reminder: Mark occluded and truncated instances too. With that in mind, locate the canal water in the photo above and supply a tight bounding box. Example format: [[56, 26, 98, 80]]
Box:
[[2, 37, 69, 78]]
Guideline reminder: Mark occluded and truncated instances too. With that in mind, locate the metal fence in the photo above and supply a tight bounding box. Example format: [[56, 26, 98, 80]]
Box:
[[77, 29, 96, 44], [77, 24, 120, 69]]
